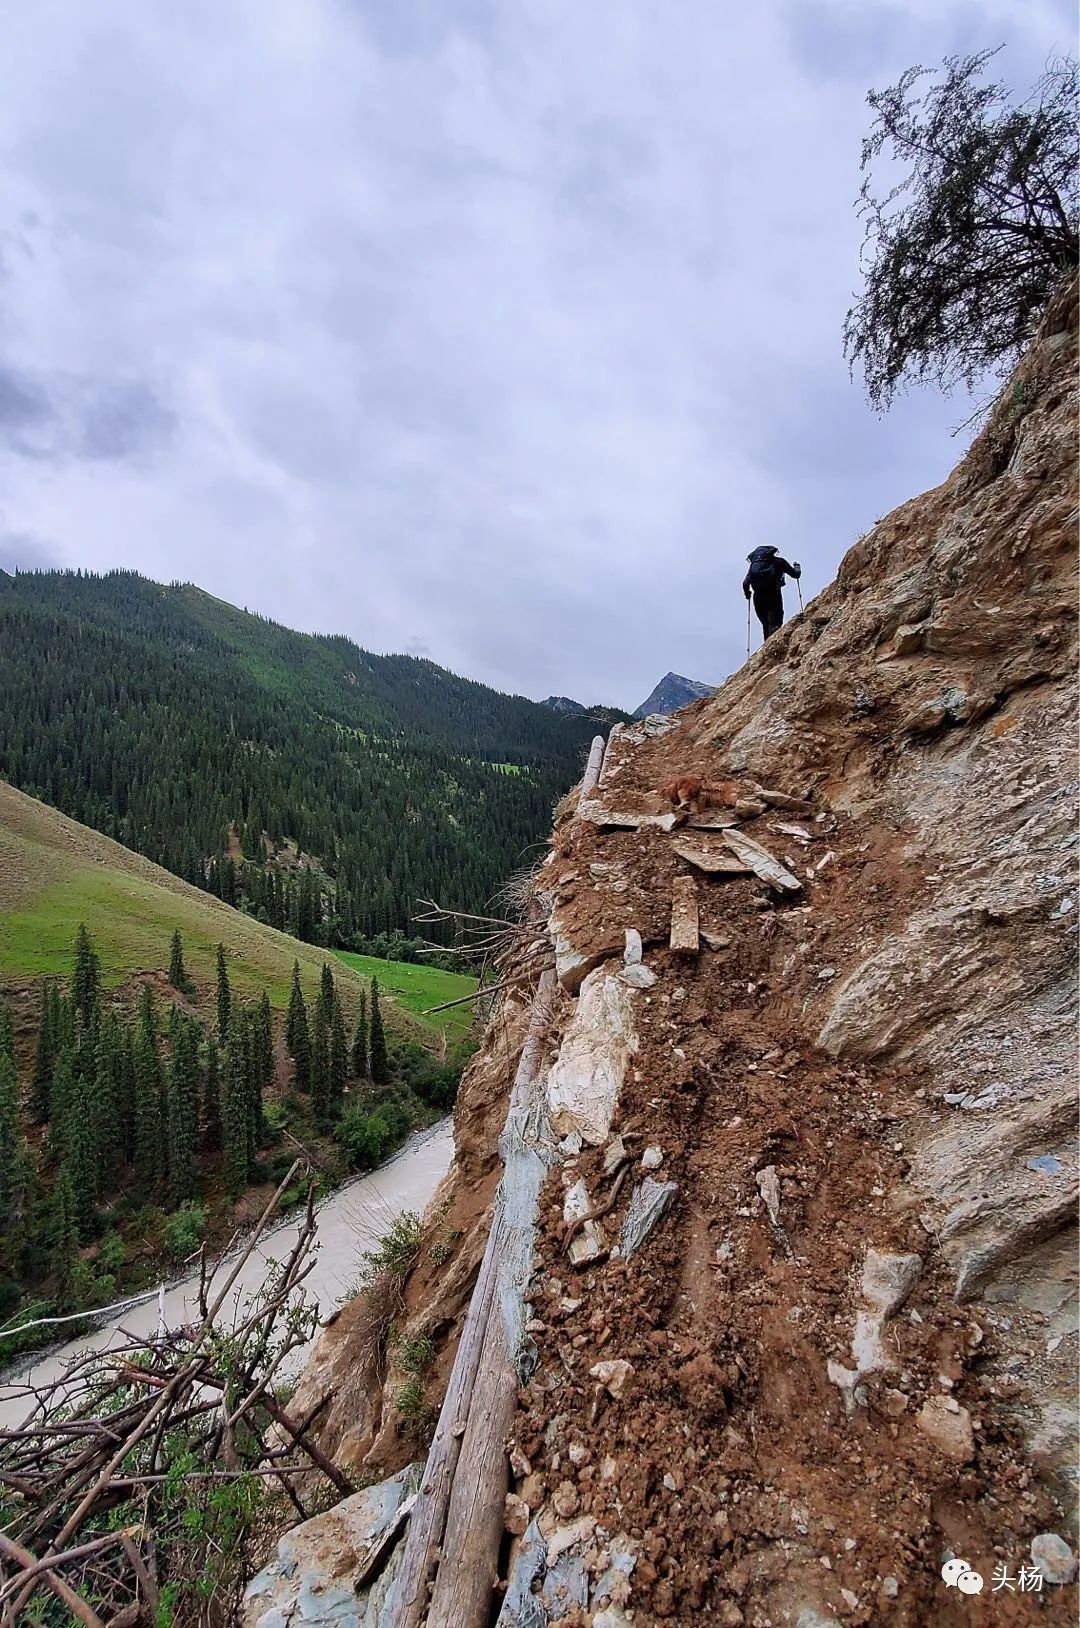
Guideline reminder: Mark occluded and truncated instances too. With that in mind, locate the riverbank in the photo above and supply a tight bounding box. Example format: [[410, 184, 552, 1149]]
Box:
[[0, 1118, 453, 1424]]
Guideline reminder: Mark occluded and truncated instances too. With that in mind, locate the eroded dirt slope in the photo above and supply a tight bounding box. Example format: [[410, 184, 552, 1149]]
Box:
[[290, 280, 1077, 1626]]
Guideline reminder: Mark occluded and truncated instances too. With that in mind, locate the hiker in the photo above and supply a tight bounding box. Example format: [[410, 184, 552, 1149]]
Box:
[[743, 546, 802, 640]]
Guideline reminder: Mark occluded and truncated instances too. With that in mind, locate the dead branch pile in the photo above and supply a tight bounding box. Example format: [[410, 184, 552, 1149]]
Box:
[[0, 1163, 349, 1627]]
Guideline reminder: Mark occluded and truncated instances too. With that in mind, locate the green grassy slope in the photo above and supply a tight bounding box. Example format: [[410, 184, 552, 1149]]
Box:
[[0, 779, 420, 1033], [333, 951, 478, 1044]]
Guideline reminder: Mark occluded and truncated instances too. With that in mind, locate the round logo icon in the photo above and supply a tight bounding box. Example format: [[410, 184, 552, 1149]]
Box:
[[941, 1557, 984, 1594]]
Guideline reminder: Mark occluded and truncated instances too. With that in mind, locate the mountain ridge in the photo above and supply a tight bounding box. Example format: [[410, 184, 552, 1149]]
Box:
[[0, 569, 605, 942]]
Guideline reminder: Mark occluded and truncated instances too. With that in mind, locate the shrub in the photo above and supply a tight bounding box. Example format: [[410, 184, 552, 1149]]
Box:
[[335, 1109, 390, 1170], [162, 1204, 208, 1263]]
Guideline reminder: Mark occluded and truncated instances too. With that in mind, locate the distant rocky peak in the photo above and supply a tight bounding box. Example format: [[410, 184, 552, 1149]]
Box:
[[632, 671, 715, 719]]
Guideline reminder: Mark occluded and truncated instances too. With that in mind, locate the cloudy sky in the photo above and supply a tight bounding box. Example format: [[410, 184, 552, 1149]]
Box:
[[0, 1, 1072, 709]]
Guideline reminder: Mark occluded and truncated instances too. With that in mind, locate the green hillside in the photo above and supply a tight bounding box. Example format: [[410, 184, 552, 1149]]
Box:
[[0, 780, 474, 1351], [0, 779, 377, 1018], [0, 568, 610, 943], [334, 950, 479, 1045]]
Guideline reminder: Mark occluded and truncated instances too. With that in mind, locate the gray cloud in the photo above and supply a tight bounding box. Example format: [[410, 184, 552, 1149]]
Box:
[[0, 0, 1072, 708]]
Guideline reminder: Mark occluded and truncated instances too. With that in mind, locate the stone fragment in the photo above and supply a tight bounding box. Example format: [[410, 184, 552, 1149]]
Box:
[[672, 835, 754, 875], [578, 799, 679, 832], [1030, 1532, 1077, 1585], [590, 1358, 633, 1399], [568, 1221, 607, 1266], [547, 969, 637, 1145], [670, 874, 700, 953], [509, 1444, 532, 1479], [734, 797, 768, 817], [617, 963, 658, 989], [603, 1136, 627, 1174], [243, 1463, 420, 1628], [563, 1178, 592, 1226], [755, 786, 817, 814], [591, 1532, 637, 1609], [702, 930, 733, 950], [546, 1515, 596, 1565], [552, 914, 626, 993], [755, 1165, 782, 1227], [722, 827, 803, 892], [620, 1178, 678, 1257], [623, 928, 643, 965], [916, 1396, 974, 1462], [795, 1611, 842, 1628], [641, 1145, 663, 1171], [889, 623, 926, 657], [504, 1493, 531, 1535], [552, 1479, 580, 1518], [594, 1610, 635, 1628]]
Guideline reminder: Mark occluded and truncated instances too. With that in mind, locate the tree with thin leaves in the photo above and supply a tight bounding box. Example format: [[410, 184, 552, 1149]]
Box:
[[845, 49, 1078, 409], [30, 982, 56, 1124], [216, 944, 231, 1043], [132, 1031, 163, 1202], [350, 990, 367, 1079], [329, 998, 347, 1121], [168, 929, 192, 996], [311, 999, 330, 1125], [72, 923, 101, 1031], [369, 979, 389, 1086], [202, 1037, 222, 1152], [0, 1053, 21, 1231], [286, 963, 311, 1092]]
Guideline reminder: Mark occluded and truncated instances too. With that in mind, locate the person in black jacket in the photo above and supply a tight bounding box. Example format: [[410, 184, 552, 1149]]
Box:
[[743, 545, 801, 639]]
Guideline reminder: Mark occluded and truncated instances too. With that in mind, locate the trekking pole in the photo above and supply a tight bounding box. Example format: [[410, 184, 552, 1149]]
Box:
[[746, 600, 751, 658], [796, 579, 804, 613]]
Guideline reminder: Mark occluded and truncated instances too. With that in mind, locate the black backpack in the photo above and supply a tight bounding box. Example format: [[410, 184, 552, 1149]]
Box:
[[746, 546, 781, 588]]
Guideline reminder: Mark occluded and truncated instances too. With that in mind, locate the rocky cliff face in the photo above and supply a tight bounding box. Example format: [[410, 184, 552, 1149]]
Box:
[[273, 281, 1077, 1627]]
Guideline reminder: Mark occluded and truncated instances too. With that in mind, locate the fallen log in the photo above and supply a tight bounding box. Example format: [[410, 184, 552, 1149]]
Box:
[[425, 970, 560, 1628], [391, 971, 557, 1628]]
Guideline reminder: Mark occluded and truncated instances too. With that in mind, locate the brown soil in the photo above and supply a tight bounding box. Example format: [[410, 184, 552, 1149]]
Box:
[[510, 769, 1074, 1625]]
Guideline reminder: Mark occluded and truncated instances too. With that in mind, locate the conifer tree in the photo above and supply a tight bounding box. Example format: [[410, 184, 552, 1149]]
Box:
[[90, 1021, 121, 1183], [132, 1031, 163, 1201], [63, 1101, 97, 1238], [257, 992, 274, 1093], [311, 1002, 330, 1124], [369, 979, 389, 1086], [167, 1021, 199, 1206], [0, 997, 13, 1064], [168, 929, 189, 994], [329, 998, 347, 1121], [223, 1036, 250, 1198], [47, 1046, 78, 1163], [30, 982, 56, 1124], [216, 944, 231, 1042], [138, 982, 158, 1046], [50, 1168, 80, 1310], [202, 1038, 222, 1152], [117, 1029, 137, 1165], [286, 966, 311, 1092], [286, 962, 303, 1053], [72, 924, 101, 1031], [351, 990, 367, 1079], [320, 962, 335, 1011], [0, 1052, 20, 1231]]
